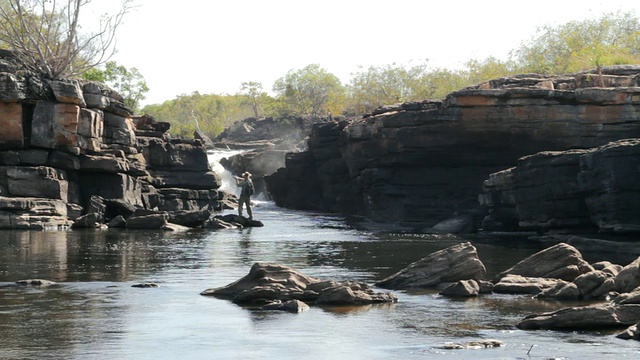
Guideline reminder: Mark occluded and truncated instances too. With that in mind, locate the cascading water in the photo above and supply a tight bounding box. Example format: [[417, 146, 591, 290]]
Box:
[[207, 149, 244, 195], [207, 148, 270, 211]]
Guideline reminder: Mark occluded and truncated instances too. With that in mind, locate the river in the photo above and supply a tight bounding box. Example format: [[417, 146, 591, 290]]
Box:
[[0, 153, 638, 359]]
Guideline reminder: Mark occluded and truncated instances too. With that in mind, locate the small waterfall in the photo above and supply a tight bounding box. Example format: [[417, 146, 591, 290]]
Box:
[[207, 149, 244, 196]]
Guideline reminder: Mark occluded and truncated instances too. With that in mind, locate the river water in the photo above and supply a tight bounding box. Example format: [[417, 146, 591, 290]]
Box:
[[0, 154, 639, 359]]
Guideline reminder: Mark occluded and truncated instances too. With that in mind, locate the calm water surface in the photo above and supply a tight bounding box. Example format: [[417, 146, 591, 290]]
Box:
[[1, 203, 639, 360]]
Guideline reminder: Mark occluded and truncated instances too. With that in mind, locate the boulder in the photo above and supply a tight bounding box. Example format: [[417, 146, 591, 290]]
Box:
[[613, 289, 640, 305], [614, 257, 640, 293], [375, 242, 486, 289], [494, 243, 593, 282], [536, 282, 581, 300], [493, 275, 567, 295], [592, 261, 623, 277], [201, 263, 397, 307], [207, 214, 264, 228], [203, 216, 241, 229], [617, 321, 640, 340], [125, 209, 168, 229], [439, 280, 480, 297], [311, 280, 398, 305], [71, 213, 103, 229], [168, 209, 212, 227], [516, 304, 620, 330], [107, 215, 126, 228]]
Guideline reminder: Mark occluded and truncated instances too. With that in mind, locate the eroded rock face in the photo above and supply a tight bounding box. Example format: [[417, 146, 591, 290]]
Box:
[[0, 53, 223, 229], [482, 138, 640, 234], [375, 242, 486, 290], [200, 262, 397, 307]]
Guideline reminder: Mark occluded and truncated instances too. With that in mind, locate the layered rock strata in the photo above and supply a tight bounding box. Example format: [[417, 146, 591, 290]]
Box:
[[481, 138, 640, 234], [265, 66, 640, 233], [0, 54, 221, 229]]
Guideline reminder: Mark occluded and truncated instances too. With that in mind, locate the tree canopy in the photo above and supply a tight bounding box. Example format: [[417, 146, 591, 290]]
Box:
[[513, 11, 640, 74], [272, 64, 345, 118], [83, 61, 149, 112]]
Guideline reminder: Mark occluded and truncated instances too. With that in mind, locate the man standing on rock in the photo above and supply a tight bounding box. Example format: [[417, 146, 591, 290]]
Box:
[[235, 172, 254, 220]]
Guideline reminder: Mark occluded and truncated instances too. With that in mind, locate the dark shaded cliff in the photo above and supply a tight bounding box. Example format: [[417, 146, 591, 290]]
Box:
[[265, 66, 640, 233]]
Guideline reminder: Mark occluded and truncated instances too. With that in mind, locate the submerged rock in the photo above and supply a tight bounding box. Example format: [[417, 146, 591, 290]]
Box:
[[375, 242, 486, 290], [16, 279, 56, 287], [132, 283, 159, 288], [201, 262, 397, 308], [260, 300, 310, 313], [205, 214, 264, 228], [439, 339, 504, 350]]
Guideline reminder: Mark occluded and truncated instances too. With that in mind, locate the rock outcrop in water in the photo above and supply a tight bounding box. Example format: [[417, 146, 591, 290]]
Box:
[[264, 66, 640, 235], [200, 262, 398, 307], [0, 52, 224, 229], [375, 242, 486, 289]]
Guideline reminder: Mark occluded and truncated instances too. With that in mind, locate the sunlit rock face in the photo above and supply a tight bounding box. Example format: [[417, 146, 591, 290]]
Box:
[[0, 53, 221, 229], [265, 66, 640, 234]]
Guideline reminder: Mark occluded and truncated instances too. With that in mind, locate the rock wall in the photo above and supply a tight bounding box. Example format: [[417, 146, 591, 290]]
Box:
[[265, 66, 640, 232], [481, 139, 640, 234], [0, 54, 221, 230]]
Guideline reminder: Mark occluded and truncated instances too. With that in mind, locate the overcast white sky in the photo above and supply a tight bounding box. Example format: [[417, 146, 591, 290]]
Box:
[[99, 0, 639, 106]]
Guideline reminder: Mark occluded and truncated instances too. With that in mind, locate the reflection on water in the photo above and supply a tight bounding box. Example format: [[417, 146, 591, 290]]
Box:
[[0, 204, 639, 359]]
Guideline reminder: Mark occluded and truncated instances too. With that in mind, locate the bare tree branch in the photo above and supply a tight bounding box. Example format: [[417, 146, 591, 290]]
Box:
[[0, 0, 133, 78]]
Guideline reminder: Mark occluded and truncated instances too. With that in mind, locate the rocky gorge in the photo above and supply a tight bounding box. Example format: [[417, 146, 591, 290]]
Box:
[[261, 65, 640, 239]]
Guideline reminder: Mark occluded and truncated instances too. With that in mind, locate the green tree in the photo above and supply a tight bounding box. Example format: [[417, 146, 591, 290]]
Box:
[[240, 81, 264, 118], [141, 92, 262, 139], [272, 64, 345, 118], [0, 0, 133, 78], [347, 61, 435, 114], [513, 11, 640, 74], [83, 61, 149, 112]]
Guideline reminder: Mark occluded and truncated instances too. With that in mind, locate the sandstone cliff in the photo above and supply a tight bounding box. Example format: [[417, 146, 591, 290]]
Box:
[[0, 53, 222, 229], [265, 65, 640, 234]]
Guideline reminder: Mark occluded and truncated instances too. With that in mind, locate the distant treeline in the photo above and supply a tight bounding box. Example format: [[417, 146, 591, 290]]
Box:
[[141, 11, 640, 139]]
